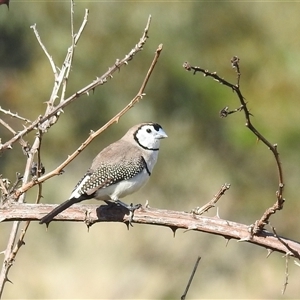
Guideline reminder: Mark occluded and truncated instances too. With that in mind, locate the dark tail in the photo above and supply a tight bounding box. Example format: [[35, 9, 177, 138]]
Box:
[[39, 198, 80, 225]]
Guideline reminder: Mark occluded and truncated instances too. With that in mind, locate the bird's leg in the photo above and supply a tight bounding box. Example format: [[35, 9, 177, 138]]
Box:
[[114, 200, 142, 224], [103, 200, 141, 225], [114, 199, 142, 211]]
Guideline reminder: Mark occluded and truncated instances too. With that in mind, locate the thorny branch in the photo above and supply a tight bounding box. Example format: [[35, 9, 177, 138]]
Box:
[[0, 107, 31, 123], [183, 59, 285, 235], [0, 14, 152, 154], [191, 183, 230, 215], [1, 203, 300, 259]]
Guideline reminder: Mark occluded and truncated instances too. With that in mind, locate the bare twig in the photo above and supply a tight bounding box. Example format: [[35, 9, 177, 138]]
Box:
[[0, 135, 41, 296], [231, 55, 241, 88], [0, 119, 30, 155], [59, 6, 89, 105], [0, 177, 10, 203], [0, 118, 16, 135], [181, 256, 201, 300], [0, 107, 31, 123], [183, 59, 285, 234], [0, 6, 89, 296], [0, 15, 151, 154], [282, 254, 289, 295], [30, 23, 57, 78], [191, 183, 230, 215], [271, 226, 300, 260]]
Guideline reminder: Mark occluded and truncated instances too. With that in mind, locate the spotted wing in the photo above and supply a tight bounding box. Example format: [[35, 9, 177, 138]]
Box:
[[71, 156, 148, 198]]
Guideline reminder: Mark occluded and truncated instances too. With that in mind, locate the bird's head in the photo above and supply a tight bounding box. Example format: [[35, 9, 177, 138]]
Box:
[[130, 122, 167, 151]]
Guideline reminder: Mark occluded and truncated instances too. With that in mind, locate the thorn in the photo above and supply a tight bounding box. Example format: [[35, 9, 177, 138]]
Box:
[[184, 225, 197, 233], [238, 236, 251, 242], [294, 260, 300, 267], [170, 226, 177, 237], [145, 200, 150, 208], [6, 276, 13, 284], [215, 206, 220, 219], [225, 238, 231, 247], [266, 249, 273, 258]]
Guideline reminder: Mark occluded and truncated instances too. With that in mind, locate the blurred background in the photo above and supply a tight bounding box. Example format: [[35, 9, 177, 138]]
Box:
[[1, 1, 300, 299]]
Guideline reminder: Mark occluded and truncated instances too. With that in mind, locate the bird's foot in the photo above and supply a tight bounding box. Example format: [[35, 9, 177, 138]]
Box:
[[114, 200, 142, 227]]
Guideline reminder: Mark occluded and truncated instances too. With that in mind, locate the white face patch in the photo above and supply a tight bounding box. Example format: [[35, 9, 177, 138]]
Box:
[[135, 124, 167, 150]]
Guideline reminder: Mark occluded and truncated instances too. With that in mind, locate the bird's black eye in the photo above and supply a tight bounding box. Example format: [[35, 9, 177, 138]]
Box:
[[146, 128, 152, 133]]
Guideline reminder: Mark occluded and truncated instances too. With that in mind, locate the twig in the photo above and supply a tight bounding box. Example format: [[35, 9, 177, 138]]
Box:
[[270, 226, 297, 294], [282, 254, 289, 295], [0, 107, 31, 123], [0, 135, 41, 296], [1, 6, 85, 289], [0, 4, 86, 292], [8, 173, 23, 195], [191, 183, 230, 215], [30, 23, 57, 78], [271, 226, 300, 260], [59, 7, 89, 104], [0, 177, 10, 203], [181, 256, 201, 300], [0, 119, 30, 155], [183, 59, 285, 234], [0, 15, 151, 154], [0, 118, 16, 135], [231, 55, 241, 88], [13, 44, 163, 199]]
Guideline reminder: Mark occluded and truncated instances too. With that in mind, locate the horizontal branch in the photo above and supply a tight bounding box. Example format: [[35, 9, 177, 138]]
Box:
[[1, 203, 300, 259]]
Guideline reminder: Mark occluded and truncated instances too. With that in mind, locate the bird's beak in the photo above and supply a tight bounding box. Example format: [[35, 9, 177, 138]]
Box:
[[157, 128, 168, 139]]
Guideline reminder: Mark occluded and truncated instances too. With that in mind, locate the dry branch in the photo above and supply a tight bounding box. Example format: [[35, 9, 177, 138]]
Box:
[[0, 15, 152, 153], [1, 203, 300, 259], [181, 256, 201, 300], [183, 59, 285, 234]]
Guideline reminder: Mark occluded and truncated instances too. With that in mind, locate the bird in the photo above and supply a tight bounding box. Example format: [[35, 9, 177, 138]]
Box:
[[39, 122, 167, 225]]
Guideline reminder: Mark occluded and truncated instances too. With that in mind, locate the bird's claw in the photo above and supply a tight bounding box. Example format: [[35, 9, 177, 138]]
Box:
[[127, 203, 142, 226], [128, 202, 142, 211], [112, 200, 141, 227]]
